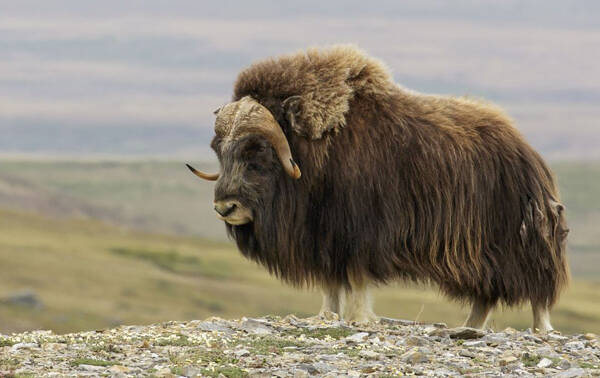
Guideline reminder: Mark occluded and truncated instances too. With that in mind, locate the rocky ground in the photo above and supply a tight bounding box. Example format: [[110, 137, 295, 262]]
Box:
[[1, 313, 599, 377]]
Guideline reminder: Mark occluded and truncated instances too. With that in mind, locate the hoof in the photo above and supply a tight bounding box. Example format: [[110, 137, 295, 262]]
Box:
[[345, 313, 378, 326], [317, 310, 340, 321], [533, 326, 555, 334]]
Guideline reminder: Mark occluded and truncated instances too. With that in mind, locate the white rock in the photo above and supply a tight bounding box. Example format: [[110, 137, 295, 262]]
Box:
[[498, 355, 518, 366], [564, 341, 585, 351], [459, 350, 476, 358], [555, 368, 586, 377], [79, 364, 106, 372], [10, 342, 38, 352], [293, 369, 309, 378], [183, 365, 202, 376], [345, 332, 369, 343], [558, 359, 571, 370], [448, 327, 485, 340], [537, 358, 554, 368], [317, 354, 339, 361], [401, 349, 429, 364], [405, 336, 429, 346], [548, 333, 569, 342], [483, 334, 508, 345], [196, 321, 232, 333], [463, 340, 487, 347], [108, 365, 130, 373], [240, 319, 273, 335], [234, 348, 251, 357], [312, 362, 335, 373], [359, 350, 381, 360]]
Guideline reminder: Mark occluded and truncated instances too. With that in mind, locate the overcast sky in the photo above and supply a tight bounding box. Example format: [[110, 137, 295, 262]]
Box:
[[1, 1, 599, 159]]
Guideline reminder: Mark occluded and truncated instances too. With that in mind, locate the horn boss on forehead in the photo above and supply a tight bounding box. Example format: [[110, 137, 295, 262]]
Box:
[[216, 96, 301, 179], [186, 96, 301, 181]]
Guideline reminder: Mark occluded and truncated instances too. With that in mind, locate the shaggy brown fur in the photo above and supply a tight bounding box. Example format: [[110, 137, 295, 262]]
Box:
[[215, 45, 569, 311]]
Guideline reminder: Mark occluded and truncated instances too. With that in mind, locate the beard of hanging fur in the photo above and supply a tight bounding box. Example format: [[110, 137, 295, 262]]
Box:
[[217, 45, 569, 309]]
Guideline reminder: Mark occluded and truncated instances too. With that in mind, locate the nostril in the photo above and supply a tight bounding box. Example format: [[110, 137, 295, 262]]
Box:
[[222, 203, 236, 217], [214, 203, 237, 217]]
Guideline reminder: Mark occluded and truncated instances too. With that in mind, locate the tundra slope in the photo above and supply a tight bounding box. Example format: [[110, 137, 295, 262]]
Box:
[[189, 45, 570, 332]]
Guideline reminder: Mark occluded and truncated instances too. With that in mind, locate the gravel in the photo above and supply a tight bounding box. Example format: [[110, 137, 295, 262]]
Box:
[[0, 313, 598, 377]]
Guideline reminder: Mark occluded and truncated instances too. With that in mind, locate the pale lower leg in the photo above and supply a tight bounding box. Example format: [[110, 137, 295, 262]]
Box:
[[532, 303, 553, 333], [342, 283, 377, 323], [319, 285, 342, 316], [464, 299, 495, 329]]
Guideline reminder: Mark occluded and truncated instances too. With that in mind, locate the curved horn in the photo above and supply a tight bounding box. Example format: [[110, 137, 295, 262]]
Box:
[[185, 163, 219, 181], [263, 123, 302, 179]]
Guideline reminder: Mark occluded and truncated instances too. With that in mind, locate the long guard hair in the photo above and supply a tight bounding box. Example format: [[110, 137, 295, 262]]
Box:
[[227, 46, 569, 309]]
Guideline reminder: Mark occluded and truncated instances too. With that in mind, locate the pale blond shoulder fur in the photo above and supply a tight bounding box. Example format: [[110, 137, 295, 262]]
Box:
[[233, 45, 395, 139]]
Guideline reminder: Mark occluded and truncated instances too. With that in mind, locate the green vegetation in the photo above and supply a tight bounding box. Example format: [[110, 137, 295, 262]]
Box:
[[521, 353, 542, 367], [200, 366, 248, 378], [167, 347, 242, 377], [0, 373, 36, 378], [284, 327, 354, 340], [156, 334, 194, 347], [521, 354, 566, 368], [109, 247, 231, 280], [193, 349, 239, 365], [0, 338, 16, 347], [0, 160, 599, 335], [70, 358, 114, 367], [0, 357, 20, 370], [246, 336, 308, 355]]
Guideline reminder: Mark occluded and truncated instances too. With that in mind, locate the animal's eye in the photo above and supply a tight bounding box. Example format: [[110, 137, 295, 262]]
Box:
[[247, 163, 261, 172], [256, 145, 266, 153]]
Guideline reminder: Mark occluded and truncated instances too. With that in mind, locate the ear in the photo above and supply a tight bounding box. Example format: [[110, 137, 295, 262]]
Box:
[[281, 95, 302, 134], [213, 106, 222, 115]]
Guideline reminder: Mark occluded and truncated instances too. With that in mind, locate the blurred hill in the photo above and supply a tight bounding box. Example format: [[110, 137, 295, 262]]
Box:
[[0, 160, 599, 335], [0, 161, 221, 239]]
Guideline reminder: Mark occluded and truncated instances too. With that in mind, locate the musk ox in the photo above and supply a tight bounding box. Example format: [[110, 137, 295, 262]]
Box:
[[187, 46, 569, 331]]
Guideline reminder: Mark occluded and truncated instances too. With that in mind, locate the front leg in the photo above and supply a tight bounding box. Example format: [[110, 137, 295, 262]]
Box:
[[531, 302, 554, 333], [343, 282, 377, 324]]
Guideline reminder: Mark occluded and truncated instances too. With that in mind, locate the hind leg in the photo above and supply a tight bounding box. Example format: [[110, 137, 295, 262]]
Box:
[[532, 302, 553, 333], [464, 299, 495, 329], [319, 284, 342, 316]]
